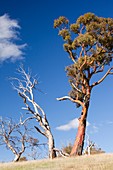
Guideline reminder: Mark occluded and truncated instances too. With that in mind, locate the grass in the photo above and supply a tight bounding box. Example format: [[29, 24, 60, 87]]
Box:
[[0, 153, 113, 170]]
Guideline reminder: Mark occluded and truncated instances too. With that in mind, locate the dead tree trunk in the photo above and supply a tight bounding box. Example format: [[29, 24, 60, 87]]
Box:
[[35, 126, 57, 159], [46, 130, 57, 159], [5, 138, 25, 162], [12, 66, 57, 159], [13, 154, 22, 162]]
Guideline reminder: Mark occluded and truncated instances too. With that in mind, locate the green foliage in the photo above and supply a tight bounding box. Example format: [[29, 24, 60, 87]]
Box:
[[54, 13, 113, 107], [54, 12, 113, 65], [63, 43, 73, 51], [54, 16, 69, 28], [59, 29, 71, 41], [76, 13, 97, 25], [72, 33, 95, 48], [70, 23, 80, 34]]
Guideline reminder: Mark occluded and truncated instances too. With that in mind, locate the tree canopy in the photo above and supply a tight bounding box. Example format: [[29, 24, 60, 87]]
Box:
[[54, 13, 113, 155], [54, 13, 113, 107]]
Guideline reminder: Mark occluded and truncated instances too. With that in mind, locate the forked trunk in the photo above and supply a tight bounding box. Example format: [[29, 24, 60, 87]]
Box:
[[13, 153, 21, 162], [70, 119, 86, 156]]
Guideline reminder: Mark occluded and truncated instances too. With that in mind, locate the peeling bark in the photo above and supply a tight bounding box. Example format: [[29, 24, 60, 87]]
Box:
[[70, 101, 89, 156], [70, 119, 86, 156]]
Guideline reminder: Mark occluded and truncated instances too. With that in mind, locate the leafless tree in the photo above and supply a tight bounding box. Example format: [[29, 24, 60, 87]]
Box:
[[83, 133, 95, 155], [11, 65, 57, 159], [0, 117, 35, 162], [83, 132, 105, 155]]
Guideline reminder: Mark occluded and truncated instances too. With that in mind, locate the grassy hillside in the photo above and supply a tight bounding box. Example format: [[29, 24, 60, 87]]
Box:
[[0, 153, 113, 170]]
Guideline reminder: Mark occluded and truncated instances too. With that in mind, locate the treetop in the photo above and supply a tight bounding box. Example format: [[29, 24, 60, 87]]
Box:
[[54, 12, 113, 68]]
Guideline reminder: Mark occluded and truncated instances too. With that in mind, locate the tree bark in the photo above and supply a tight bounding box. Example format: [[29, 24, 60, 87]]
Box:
[[13, 154, 21, 162], [70, 119, 86, 156], [46, 130, 57, 159], [70, 101, 89, 156]]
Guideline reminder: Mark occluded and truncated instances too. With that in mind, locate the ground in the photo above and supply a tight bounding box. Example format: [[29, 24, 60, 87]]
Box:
[[0, 153, 113, 170]]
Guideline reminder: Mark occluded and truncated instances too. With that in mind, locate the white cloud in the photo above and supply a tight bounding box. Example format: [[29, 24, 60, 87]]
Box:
[[0, 14, 25, 62], [56, 118, 90, 131]]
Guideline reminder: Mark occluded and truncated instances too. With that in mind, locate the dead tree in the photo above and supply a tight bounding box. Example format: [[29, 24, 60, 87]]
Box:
[[0, 117, 33, 162], [11, 66, 57, 159], [83, 133, 95, 155]]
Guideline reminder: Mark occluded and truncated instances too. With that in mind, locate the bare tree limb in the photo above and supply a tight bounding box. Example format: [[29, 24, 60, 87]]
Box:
[[68, 50, 76, 63], [56, 96, 84, 108], [34, 126, 46, 137], [91, 67, 113, 88], [53, 148, 69, 158], [20, 115, 35, 125], [71, 83, 82, 93]]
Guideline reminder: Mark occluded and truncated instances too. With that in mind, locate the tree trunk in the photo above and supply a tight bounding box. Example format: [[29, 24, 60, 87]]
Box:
[[70, 101, 89, 156], [46, 130, 57, 159], [70, 119, 86, 156], [5, 139, 22, 162], [13, 153, 21, 162]]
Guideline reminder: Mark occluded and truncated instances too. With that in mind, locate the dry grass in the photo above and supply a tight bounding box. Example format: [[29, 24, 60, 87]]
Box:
[[0, 153, 113, 170]]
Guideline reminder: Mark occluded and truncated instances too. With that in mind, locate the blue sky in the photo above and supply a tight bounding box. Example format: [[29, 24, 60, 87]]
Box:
[[0, 0, 113, 161]]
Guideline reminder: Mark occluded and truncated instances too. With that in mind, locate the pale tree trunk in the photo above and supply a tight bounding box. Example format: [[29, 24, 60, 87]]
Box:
[[5, 136, 25, 162], [35, 125, 57, 159], [5, 140, 22, 162], [46, 130, 57, 159], [13, 154, 22, 162]]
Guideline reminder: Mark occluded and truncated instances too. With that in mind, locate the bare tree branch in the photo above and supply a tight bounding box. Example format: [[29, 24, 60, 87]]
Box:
[[71, 83, 82, 93], [20, 115, 35, 125], [53, 148, 69, 158], [68, 50, 76, 63], [91, 67, 113, 88], [34, 126, 46, 137], [56, 96, 84, 108]]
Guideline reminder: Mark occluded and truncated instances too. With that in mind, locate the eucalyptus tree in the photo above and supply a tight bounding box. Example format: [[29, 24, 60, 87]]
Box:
[[11, 66, 57, 159], [54, 13, 113, 156]]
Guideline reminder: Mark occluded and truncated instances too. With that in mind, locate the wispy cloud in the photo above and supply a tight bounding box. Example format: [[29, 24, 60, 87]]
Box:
[[56, 118, 90, 131], [0, 14, 26, 62]]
